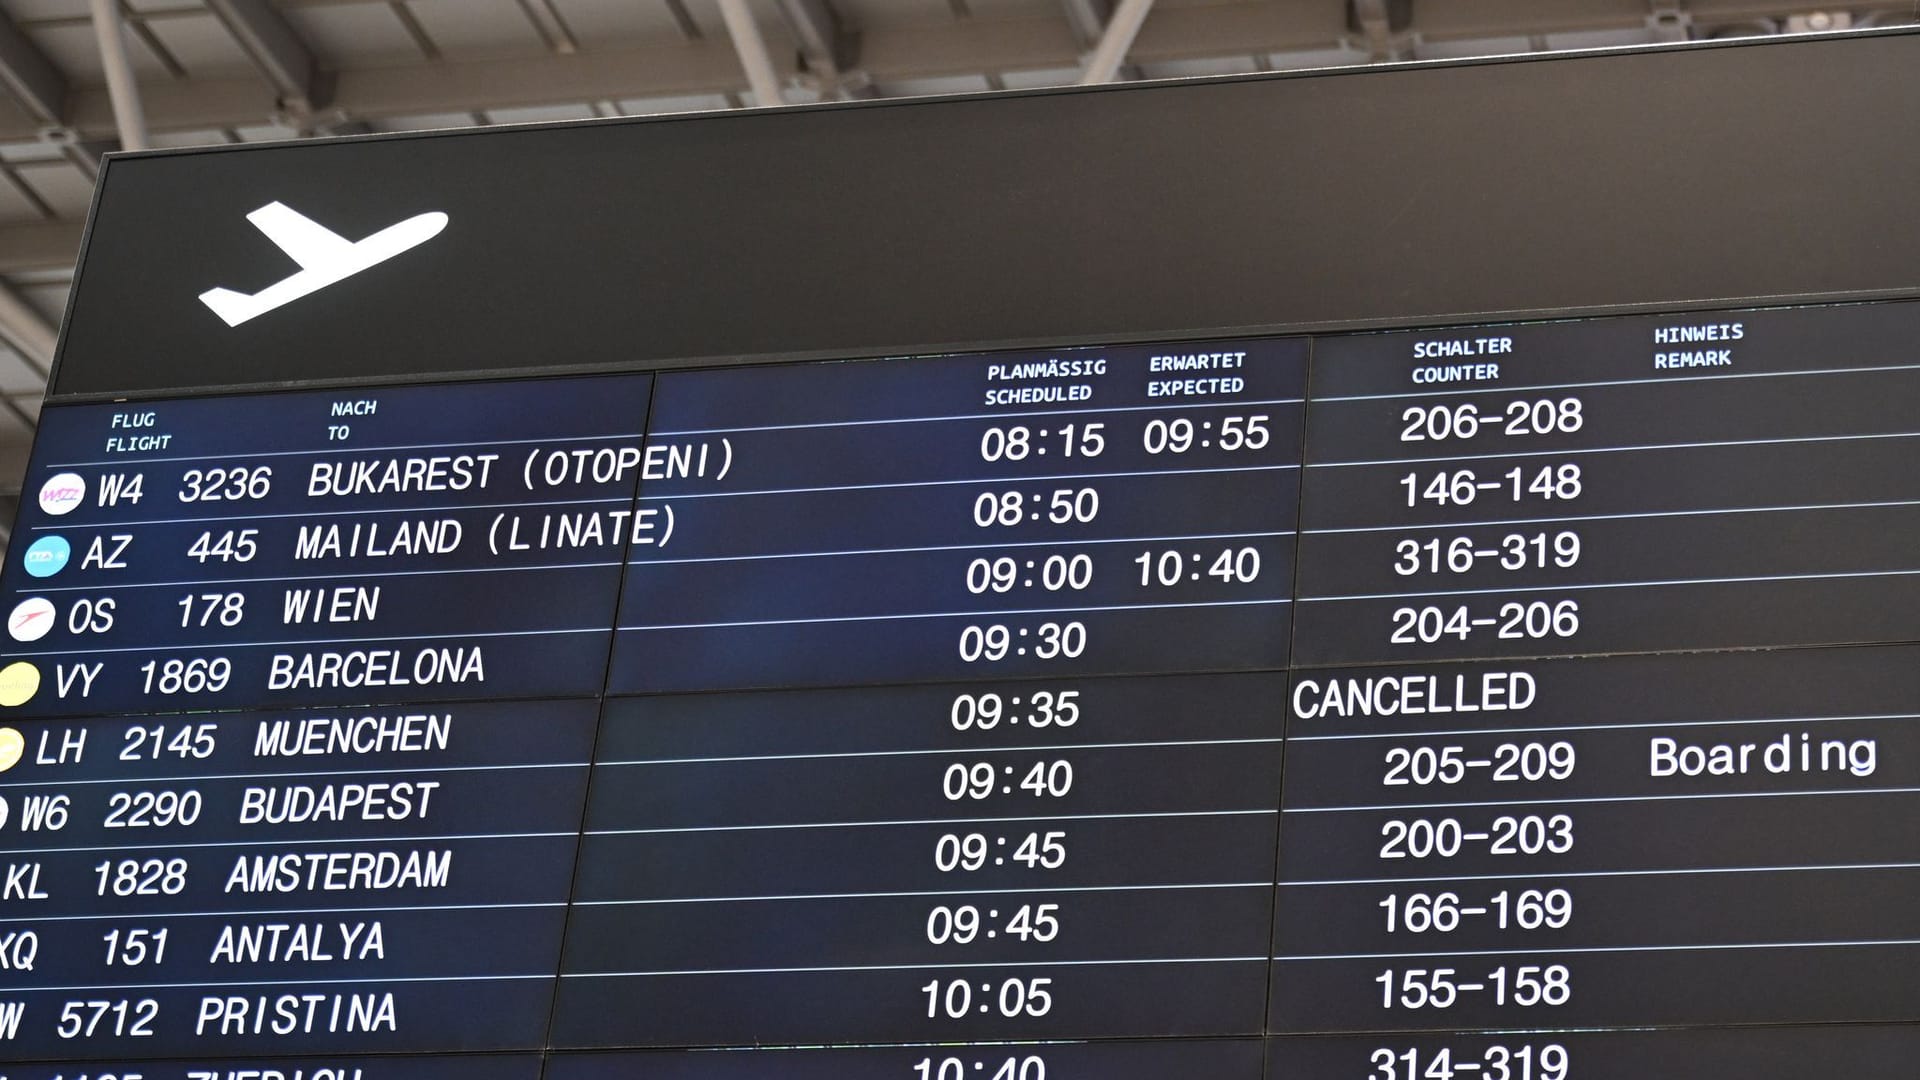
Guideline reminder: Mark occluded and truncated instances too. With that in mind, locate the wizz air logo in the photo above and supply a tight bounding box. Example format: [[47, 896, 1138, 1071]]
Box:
[[198, 202, 449, 327]]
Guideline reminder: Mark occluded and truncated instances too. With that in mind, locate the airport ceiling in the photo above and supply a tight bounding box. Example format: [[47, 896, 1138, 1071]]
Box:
[[0, 0, 1914, 541]]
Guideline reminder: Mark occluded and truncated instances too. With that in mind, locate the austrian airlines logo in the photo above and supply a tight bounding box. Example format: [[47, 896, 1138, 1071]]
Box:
[[198, 202, 449, 327], [7, 598, 53, 642]]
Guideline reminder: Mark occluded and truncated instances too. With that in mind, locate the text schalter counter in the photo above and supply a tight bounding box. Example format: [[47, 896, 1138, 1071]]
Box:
[[1296, 301, 1920, 666]]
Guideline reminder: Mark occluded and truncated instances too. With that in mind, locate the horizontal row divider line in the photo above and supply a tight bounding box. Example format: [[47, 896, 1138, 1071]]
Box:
[[1305, 425, 1920, 470], [26, 493, 635, 534], [32, 560, 625, 594], [574, 882, 1274, 906], [650, 397, 1306, 437], [0, 972, 557, 994], [635, 530, 1293, 565], [590, 808, 1278, 835], [0, 899, 570, 926], [1281, 859, 1920, 887], [53, 428, 647, 470], [598, 736, 1281, 768], [0, 828, 577, 857], [7, 624, 609, 658], [1287, 711, 1920, 743], [1300, 495, 1920, 536], [1284, 783, 1912, 814], [1276, 936, 1920, 962], [640, 462, 1299, 501], [1314, 358, 1920, 404], [1297, 564, 1920, 603], [619, 596, 1289, 632], [564, 955, 1269, 978], [0, 758, 591, 791]]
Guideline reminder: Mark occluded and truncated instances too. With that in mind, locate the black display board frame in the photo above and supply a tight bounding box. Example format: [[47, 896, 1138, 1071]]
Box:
[[42, 26, 1920, 402], [12, 27, 1920, 1078]]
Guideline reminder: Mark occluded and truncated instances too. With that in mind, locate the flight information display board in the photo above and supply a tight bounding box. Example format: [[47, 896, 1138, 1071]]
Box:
[[8, 296, 1920, 1079]]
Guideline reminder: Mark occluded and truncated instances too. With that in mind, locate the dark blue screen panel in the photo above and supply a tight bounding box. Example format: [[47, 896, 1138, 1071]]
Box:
[[609, 339, 1306, 692], [0, 376, 652, 715]]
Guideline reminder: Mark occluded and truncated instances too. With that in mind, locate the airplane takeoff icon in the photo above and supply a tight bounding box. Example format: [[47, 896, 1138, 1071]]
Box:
[[198, 202, 449, 327]]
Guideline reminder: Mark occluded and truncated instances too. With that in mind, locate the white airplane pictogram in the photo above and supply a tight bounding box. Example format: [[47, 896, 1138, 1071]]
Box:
[[198, 201, 449, 327]]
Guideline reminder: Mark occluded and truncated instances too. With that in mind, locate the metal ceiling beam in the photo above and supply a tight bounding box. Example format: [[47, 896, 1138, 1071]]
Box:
[[1405, 0, 1638, 37], [1353, 0, 1391, 56], [1648, 1, 1693, 42], [776, 0, 874, 98], [0, 278, 56, 378], [203, 0, 325, 116], [516, 0, 581, 55], [1060, 0, 1111, 46], [1079, 0, 1156, 83], [0, 4, 1330, 140], [778, 0, 848, 70], [6, 0, 1916, 143], [1350, 0, 1409, 61], [0, 222, 82, 275], [0, 7, 67, 125], [0, 396, 35, 435], [716, 0, 785, 107], [29, 42, 749, 140], [89, 0, 149, 150], [1060, 0, 1142, 82], [56, 137, 111, 179]]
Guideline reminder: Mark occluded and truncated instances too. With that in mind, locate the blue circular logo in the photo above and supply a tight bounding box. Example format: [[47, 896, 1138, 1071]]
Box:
[[23, 536, 70, 578]]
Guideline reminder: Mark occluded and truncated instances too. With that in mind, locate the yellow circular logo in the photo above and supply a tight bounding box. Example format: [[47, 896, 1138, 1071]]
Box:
[[0, 662, 40, 708], [0, 727, 21, 773]]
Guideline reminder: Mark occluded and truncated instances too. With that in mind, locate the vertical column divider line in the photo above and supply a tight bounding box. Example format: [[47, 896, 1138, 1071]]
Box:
[[536, 371, 665, 1070], [1264, 331, 1320, 1056]]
